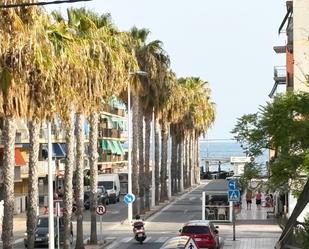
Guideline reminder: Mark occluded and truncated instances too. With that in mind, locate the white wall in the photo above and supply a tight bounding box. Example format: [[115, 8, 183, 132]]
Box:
[[288, 192, 309, 222], [293, 0, 309, 92]]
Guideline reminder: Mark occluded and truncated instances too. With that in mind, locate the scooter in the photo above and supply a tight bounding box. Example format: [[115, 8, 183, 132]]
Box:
[[132, 221, 147, 244]]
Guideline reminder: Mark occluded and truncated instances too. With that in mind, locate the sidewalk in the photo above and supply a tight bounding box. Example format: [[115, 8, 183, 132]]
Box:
[[222, 192, 282, 249]]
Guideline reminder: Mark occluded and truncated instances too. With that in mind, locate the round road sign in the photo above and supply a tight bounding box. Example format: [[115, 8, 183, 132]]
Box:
[[96, 205, 106, 215]]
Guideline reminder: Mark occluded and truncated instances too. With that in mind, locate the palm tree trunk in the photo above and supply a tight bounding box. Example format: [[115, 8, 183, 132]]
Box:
[[160, 120, 168, 201], [196, 137, 200, 184], [2, 116, 16, 249], [132, 95, 139, 215], [138, 98, 145, 214], [144, 113, 151, 211], [188, 131, 192, 187], [27, 120, 40, 249], [154, 115, 160, 205], [64, 112, 75, 249], [184, 132, 188, 188], [89, 113, 98, 244], [170, 127, 177, 195], [178, 136, 184, 192], [75, 113, 85, 249]]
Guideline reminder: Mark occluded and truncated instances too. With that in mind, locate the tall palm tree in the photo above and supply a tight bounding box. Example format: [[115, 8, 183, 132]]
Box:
[[75, 113, 85, 249]]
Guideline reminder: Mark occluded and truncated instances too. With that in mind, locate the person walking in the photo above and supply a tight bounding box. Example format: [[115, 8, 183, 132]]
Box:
[[246, 190, 253, 210], [256, 190, 262, 210]]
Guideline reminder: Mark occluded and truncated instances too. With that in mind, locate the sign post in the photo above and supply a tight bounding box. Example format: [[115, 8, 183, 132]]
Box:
[[202, 191, 206, 221], [184, 237, 199, 249], [227, 179, 240, 241], [56, 202, 60, 249], [96, 205, 106, 242]]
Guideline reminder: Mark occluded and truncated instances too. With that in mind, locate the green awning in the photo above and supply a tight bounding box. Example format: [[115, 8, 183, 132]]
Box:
[[106, 140, 117, 154], [101, 140, 108, 150], [111, 141, 124, 155], [111, 117, 125, 129]]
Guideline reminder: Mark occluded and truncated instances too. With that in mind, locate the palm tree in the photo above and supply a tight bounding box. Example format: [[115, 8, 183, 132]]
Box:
[[131, 30, 170, 208], [75, 113, 85, 249]]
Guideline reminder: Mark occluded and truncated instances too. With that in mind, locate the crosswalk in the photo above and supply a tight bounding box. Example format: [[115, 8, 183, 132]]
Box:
[[104, 236, 171, 244]]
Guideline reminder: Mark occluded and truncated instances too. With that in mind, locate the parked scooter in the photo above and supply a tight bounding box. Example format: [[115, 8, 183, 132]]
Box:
[[132, 215, 147, 244]]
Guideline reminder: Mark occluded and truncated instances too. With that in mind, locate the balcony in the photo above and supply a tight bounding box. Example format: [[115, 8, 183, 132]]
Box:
[[98, 128, 122, 139], [269, 66, 287, 98], [273, 66, 287, 83], [98, 153, 123, 163]]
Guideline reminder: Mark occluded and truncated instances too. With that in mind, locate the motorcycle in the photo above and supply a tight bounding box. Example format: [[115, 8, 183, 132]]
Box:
[[132, 220, 147, 244]]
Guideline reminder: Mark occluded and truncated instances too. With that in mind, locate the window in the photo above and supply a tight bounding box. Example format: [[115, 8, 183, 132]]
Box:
[[182, 226, 210, 234]]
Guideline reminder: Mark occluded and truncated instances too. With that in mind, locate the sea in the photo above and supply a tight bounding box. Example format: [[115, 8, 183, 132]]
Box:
[[199, 140, 268, 174]]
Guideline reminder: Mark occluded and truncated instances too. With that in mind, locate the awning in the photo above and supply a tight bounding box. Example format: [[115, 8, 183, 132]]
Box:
[[111, 141, 124, 155], [101, 140, 108, 150], [111, 117, 125, 129], [52, 143, 66, 158], [107, 140, 117, 154], [15, 148, 26, 166], [0, 148, 26, 167]]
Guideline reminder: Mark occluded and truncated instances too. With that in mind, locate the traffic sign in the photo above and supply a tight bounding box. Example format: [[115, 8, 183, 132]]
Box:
[[184, 237, 199, 249], [228, 190, 240, 202], [228, 179, 237, 190], [96, 205, 106, 215], [123, 193, 136, 205]]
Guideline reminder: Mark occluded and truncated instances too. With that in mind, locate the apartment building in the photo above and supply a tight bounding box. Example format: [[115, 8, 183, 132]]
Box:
[[0, 98, 128, 213], [271, 0, 309, 222]]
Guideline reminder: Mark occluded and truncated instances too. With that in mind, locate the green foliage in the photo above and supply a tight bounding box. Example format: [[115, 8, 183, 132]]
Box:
[[238, 162, 262, 191], [232, 92, 309, 193], [295, 214, 309, 249]]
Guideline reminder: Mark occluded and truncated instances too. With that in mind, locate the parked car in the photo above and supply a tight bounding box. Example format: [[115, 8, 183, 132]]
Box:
[[179, 220, 219, 249], [160, 236, 190, 249], [84, 186, 109, 210], [24, 215, 73, 247]]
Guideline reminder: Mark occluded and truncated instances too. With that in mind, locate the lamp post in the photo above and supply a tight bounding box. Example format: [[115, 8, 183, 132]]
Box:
[[127, 70, 147, 222], [47, 122, 54, 249]]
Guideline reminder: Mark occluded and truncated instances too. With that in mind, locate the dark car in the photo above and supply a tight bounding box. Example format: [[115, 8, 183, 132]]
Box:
[[84, 186, 109, 210], [24, 215, 73, 247], [179, 220, 219, 249]]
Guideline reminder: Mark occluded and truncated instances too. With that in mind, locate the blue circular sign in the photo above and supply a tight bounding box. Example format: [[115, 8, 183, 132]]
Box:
[[123, 193, 136, 205]]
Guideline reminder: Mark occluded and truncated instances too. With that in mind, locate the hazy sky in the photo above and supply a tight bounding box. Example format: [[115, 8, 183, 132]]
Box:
[[49, 0, 286, 139]]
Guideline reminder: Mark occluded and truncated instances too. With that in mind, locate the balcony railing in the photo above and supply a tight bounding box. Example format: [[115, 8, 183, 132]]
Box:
[[98, 153, 123, 163], [98, 128, 122, 139], [273, 66, 287, 83]]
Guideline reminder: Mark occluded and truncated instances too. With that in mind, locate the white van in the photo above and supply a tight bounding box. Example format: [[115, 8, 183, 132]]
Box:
[[97, 174, 120, 204]]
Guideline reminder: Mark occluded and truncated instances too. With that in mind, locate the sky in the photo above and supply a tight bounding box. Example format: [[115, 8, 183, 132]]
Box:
[[48, 0, 287, 139]]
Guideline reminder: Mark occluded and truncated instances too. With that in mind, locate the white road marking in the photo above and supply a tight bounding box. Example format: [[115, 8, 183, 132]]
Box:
[[144, 236, 151, 243], [105, 236, 116, 240], [120, 237, 133, 243], [14, 238, 24, 244], [155, 236, 170, 243]]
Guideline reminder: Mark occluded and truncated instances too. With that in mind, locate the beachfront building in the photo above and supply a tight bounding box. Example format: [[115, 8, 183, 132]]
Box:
[[271, 0, 309, 223]]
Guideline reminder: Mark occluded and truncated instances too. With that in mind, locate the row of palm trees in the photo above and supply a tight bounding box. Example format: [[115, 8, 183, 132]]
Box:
[[0, 4, 215, 249]]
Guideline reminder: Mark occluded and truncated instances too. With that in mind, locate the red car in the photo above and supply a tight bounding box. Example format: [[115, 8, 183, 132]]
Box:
[[179, 220, 219, 249]]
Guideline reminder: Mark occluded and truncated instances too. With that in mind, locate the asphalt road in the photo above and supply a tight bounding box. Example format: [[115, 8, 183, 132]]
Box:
[[104, 180, 226, 249]]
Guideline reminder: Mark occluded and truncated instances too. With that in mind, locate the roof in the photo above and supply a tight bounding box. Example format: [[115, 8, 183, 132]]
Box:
[[184, 220, 211, 226], [204, 179, 228, 194], [160, 236, 189, 249]]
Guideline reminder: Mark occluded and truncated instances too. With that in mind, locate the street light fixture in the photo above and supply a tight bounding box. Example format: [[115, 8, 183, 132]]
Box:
[[127, 70, 147, 222]]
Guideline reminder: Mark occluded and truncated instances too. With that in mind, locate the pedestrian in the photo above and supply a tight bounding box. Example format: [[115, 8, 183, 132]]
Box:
[[246, 190, 253, 210], [256, 190, 262, 210]]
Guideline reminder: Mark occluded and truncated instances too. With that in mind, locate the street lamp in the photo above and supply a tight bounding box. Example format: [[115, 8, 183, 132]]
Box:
[[127, 70, 147, 222]]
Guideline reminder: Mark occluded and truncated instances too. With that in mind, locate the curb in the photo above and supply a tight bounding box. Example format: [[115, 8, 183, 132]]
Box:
[[85, 239, 114, 249]]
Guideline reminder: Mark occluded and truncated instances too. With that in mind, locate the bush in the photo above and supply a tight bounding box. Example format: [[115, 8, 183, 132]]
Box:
[[295, 214, 309, 249]]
